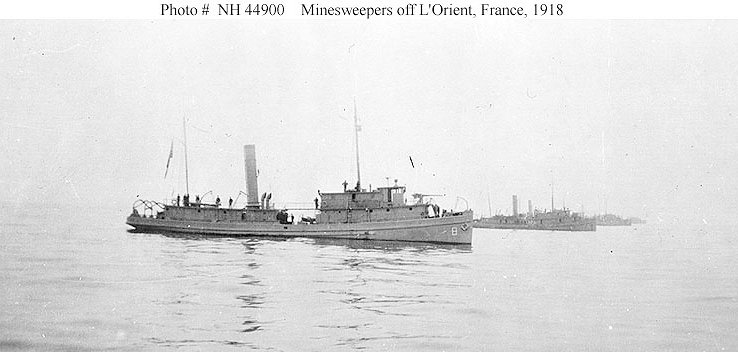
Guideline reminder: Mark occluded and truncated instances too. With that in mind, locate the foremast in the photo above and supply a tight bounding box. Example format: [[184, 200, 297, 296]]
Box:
[[353, 97, 361, 191], [183, 116, 190, 195]]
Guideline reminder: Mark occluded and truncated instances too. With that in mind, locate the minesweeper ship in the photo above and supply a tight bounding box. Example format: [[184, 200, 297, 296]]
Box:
[[126, 111, 473, 244], [473, 195, 596, 232], [596, 214, 632, 226]]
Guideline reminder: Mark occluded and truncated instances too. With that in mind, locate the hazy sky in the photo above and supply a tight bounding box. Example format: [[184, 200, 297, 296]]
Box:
[[2, 20, 737, 225]]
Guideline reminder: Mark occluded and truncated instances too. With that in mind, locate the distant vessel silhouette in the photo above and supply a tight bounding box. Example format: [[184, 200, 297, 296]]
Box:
[[596, 214, 632, 226], [473, 195, 596, 231]]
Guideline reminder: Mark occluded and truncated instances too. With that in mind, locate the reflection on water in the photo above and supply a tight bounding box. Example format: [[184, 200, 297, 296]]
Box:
[[153, 231, 473, 252], [1, 205, 737, 351], [311, 238, 472, 252]]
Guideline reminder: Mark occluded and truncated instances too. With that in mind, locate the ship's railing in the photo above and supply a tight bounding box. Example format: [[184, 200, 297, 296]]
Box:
[[131, 199, 166, 217]]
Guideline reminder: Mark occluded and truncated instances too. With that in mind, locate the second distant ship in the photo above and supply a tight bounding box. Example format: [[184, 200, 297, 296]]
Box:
[[474, 195, 596, 232]]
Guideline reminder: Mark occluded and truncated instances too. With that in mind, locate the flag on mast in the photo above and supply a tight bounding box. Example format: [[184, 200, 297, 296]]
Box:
[[164, 140, 174, 178]]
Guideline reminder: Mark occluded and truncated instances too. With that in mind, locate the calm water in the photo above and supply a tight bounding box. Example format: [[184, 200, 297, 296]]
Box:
[[1, 205, 736, 351]]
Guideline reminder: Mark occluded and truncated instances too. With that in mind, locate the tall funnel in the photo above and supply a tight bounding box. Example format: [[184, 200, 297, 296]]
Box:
[[243, 145, 259, 208], [528, 200, 533, 216], [512, 195, 518, 217]]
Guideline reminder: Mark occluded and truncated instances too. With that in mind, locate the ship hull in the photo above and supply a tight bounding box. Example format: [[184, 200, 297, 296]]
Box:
[[596, 221, 632, 226], [474, 221, 596, 232], [126, 211, 473, 244]]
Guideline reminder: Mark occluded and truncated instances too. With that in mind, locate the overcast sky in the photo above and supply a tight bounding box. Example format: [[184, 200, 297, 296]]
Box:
[[2, 20, 736, 225]]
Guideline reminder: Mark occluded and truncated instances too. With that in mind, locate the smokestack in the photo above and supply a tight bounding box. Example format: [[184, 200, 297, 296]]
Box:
[[244, 145, 259, 208], [512, 195, 518, 217], [528, 200, 533, 216]]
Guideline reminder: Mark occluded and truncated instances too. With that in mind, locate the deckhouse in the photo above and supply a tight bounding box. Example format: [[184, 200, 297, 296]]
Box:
[[317, 185, 429, 224]]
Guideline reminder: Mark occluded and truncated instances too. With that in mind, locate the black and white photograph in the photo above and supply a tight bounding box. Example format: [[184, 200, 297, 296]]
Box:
[[1, 2, 737, 350]]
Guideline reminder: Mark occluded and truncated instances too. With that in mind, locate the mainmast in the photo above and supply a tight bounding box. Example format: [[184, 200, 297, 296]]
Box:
[[487, 191, 492, 218], [183, 116, 190, 195], [353, 97, 361, 191], [550, 180, 554, 211]]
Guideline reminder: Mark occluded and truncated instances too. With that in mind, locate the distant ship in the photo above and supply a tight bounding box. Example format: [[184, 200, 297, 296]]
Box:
[[473, 195, 596, 232], [596, 214, 632, 226], [126, 107, 472, 245]]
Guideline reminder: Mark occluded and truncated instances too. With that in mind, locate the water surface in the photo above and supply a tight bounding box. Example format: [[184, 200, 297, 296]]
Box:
[[1, 205, 736, 351]]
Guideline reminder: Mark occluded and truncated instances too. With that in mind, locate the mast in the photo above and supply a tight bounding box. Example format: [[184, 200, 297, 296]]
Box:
[[551, 180, 554, 211], [487, 191, 492, 218], [601, 130, 606, 216], [353, 97, 361, 190], [183, 116, 190, 195]]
